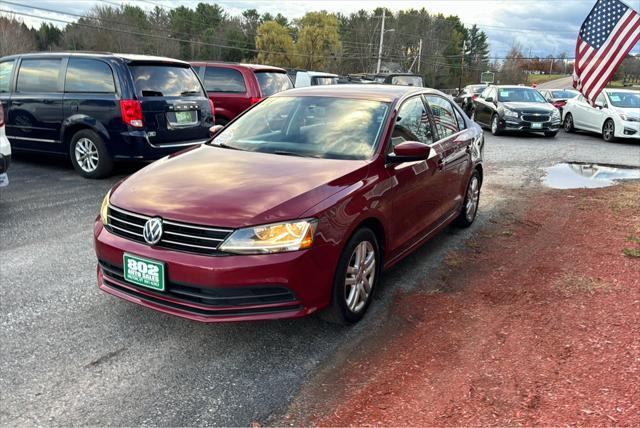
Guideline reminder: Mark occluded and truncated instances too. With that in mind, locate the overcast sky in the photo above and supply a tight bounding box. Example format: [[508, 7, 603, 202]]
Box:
[[3, 0, 640, 58]]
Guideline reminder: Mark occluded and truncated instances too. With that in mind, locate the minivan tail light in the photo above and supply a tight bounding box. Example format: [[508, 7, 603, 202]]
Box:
[[249, 97, 262, 105], [209, 99, 215, 118], [120, 100, 144, 128], [0, 104, 4, 127]]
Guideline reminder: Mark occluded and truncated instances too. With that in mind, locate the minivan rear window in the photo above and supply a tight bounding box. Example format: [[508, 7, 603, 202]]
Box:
[[129, 64, 204, 97], [255, 72, 292, 97], [391, 75, 423, 87], [17, 58, 62, 92]]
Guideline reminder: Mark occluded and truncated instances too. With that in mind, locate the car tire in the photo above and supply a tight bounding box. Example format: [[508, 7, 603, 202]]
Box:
[[491, 114, 502, 136], [69, 129, 113, 179], [320, 227, 381, 325], [544, 131, 558, 138], [602, 119, 616, 142], [454, 170, 481, 228], [563, 113, 575, 133]]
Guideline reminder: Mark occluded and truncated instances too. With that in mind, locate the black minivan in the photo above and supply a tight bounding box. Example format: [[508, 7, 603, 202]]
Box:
[[0, 52, 213, 178]]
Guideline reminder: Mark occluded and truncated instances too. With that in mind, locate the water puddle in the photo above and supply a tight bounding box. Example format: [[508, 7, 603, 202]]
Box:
[[543, 162, 640, 189]]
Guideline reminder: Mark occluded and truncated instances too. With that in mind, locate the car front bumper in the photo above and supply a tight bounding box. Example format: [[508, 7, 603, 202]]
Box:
[[615, 119, 640, 139], [94, 220, 336, 322], [501, 117, 561, 132]]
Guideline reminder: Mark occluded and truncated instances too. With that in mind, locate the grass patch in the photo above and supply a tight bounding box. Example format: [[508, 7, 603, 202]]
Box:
[[610, 183, 640, 213], [626, 235, 640, 244], [623, 248, 640, 258], [525, 74, 568, 85], [554, 274, 615, 295]]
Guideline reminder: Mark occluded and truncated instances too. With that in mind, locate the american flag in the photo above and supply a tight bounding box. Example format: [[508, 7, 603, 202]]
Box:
[[573, 0, 640, 104]]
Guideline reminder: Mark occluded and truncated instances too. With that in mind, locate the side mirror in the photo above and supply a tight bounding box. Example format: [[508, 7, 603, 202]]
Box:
[[387, 141, 430, 163], [485, 97, 494, 103], [209, 124, 224, 138], [594, 102, 604, 109]]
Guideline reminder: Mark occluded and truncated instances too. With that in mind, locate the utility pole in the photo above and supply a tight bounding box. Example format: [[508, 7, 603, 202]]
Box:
[[458, 40, 466, 92], [417, 38, 422, 73], [376, 9, 385, 74]]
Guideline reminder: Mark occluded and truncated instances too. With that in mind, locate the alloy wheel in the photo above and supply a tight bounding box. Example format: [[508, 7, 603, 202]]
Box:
[[344, 241, 376, 313], [491, 116, 498, 134], [74, 138, 99, 173], [603, 121, 614, 141], [564, 115, 573, 131], [465, 176, 480, 222]]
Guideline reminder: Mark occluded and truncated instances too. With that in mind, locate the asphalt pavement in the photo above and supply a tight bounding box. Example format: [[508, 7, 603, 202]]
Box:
[[1, 130, 638, 426], [536, 75, 574, 89]]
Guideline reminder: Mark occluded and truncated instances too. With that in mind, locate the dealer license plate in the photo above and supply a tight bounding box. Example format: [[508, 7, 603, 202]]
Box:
[[531, 123, 543, 129], [123, 253, 165, 291], [175, 111, 195, 124]]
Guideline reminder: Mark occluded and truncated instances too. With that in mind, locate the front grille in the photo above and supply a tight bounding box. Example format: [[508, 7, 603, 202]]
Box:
[[99, 259, 299, 311], [106, 205, 232, 255], [522, 114, 550, 123]]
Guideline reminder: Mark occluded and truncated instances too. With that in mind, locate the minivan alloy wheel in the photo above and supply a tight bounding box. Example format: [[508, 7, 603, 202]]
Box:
[[74, 138, 99, 172], [465, 175, 480, 222], [345, 241, 376, 313]]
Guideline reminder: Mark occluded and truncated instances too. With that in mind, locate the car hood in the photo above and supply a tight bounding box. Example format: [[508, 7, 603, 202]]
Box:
[[501, 102, 555, 113], [110, 145, 369, 228]]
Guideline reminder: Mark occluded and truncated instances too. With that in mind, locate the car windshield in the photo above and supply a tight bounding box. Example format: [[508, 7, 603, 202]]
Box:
[[391, 75, 423, 86], [129, 64, 204, 97], [210, 96, 389, 160], [312, 76, 338, 86], [468, 85, 486, 94], [607, 91, 640, 108], [497, 88, 546, 103], [255, 72, 293, 97], [551, 90, 579, 99]]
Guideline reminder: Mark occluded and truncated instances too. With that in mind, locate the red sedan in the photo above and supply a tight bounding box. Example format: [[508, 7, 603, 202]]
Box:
[[94, 85, 484, 324]]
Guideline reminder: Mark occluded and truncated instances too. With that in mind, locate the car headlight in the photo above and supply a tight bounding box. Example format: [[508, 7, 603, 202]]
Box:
[[100, 190, 110, 225], [503, 109, 518, 118], [618, 112, 628, 120], [219, 219, 318, 254]]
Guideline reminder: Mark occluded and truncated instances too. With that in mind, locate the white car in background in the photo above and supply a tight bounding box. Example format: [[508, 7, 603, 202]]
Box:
[[291, 71, 338, 88], [0, 103, 10, 187], [562, 89, 640, 142]]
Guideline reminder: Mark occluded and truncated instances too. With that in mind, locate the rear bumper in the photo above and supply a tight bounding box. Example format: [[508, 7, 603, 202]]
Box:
[[112, 131, 209, 161], [94, 221, 334, 322]]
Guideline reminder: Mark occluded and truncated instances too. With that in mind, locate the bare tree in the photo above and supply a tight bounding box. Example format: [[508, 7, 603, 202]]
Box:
[[0, 14, 37, 56]]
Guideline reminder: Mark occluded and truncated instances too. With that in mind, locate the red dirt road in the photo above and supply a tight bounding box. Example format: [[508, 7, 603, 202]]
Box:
[[284, 183, 640, 426]]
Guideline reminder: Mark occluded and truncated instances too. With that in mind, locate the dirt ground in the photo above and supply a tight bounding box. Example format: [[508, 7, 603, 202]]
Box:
[[281, 182, 640, 426]]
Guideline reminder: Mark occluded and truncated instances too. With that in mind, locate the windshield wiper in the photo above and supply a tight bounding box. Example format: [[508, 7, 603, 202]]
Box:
[[209, 141, 242, 151], [180, 90, 201, 96], [272, 150, 309, 158]]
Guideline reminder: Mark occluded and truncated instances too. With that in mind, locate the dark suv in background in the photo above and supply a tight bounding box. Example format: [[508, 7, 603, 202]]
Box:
[[190, 62, 292, 126], [0, 53, 213, 178]]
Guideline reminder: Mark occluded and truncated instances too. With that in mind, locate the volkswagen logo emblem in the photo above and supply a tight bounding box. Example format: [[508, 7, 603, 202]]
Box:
[[143, 217, 163, 245]]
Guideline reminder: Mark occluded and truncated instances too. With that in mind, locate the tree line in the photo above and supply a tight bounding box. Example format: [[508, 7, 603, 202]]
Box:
[[0, 3, 493, 89]]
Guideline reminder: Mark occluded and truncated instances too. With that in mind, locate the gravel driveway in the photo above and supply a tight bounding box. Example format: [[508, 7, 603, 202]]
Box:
[[0, 130, 638, 426]]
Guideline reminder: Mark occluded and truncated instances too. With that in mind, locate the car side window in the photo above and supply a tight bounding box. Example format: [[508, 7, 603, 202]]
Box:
[[65, 58, 115, 93], [453, 104, 467, 130], [16, 58, 62, 93], [425, 95, 460, 139], [390, 96, 434, 149], [204, 67, 246, 93], [0, 60, 15, 93], [596, 93, 607, 108]]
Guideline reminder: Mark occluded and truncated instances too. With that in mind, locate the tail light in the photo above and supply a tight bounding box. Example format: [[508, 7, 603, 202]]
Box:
[[0, 104, 4, 127], [249, 97, 262, 105], [119, 100, 144, 128], [553, 100, 566, 108], [208, 99, 215, 118], [471, 95, 478, 101]]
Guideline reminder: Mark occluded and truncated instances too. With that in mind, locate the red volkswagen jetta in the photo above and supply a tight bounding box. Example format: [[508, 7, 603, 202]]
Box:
[[94, 85, 484, 324]]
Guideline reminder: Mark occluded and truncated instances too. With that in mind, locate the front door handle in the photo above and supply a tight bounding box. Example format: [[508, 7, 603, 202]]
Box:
[[12, 101, 23, 106]]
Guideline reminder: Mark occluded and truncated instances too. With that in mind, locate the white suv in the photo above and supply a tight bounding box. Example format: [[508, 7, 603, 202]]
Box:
[[0, 103, 10, 187], [562, 89, 640, 142]]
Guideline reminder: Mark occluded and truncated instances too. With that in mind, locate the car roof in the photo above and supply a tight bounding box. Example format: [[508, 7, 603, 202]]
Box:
[[304, 71, 338, 77], [272, 84, 439, 102], [1, 51, 190, 65], [189, 61, 286, 72]]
